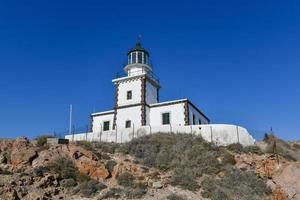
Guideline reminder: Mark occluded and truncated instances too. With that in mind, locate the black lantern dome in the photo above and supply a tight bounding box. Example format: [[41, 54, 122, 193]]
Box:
[[127, 42, 149, 65]]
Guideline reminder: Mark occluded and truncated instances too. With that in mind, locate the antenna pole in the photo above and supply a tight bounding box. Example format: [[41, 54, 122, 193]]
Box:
[[137, 34, 142, 44], [69, 104, 73, 135]]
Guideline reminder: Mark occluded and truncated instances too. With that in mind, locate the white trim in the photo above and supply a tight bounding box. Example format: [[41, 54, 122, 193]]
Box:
[[112, 73, 146, 83], [91, 110, 114, 116], [150, 99, 188, 106]]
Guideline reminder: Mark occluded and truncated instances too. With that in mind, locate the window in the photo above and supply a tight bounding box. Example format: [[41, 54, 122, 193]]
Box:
[[138, 52, 143, 63], [127, 91, 132, 100], [128, 54, 132, 64], [103, 121, 110, 131], [125, 120, 131, 128], [132, 52, 136, 63], [193, 114, 196, 125], [143, 54, 147, 64], [162, 112, 170, 125]]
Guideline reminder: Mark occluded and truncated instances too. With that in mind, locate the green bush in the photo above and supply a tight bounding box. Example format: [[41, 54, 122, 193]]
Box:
[[36, 135, 54, 147], [124, 187, 147, 199], [47, 156, 90, 183], [76, 141, 123, 160], [227, 143, 263, 155], [76, 173, 91, 183], [33, 166, 49, 177], [75, 180, 107, 197], [47, 156, 78, 180], [116, 172, 135, 187], [60, 178, 77, 188], [220, 149, 236, 165], [103, 187, 124, 199], [125, 133, 221, 172], [170, 167, 199, 191], [122, 133, 224, 191], [167, 193, 185, 200], [105, 160, 117, 175], [93, 142, 123, 154], [201, 168, 271, 200], [263, 134, 300, 161], [243, 145, 263, 155], [227, 143, 244, 154], [293, 143, 300, 150]]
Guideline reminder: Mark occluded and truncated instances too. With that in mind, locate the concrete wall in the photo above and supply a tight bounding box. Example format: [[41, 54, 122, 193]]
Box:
[[65, 124, 256, 146], [188, 103, 209, 125], [149, 103, 185, 126]]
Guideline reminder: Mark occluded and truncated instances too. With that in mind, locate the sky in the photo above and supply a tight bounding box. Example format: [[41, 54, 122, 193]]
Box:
[[0, 0, 299, 140]]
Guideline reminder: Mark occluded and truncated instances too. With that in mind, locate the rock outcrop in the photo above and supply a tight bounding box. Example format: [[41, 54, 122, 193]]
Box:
[[235, 153, 300, 200], [32, 144, 109, 180]]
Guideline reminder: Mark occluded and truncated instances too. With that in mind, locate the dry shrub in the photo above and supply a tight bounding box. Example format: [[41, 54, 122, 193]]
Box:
[[201, 168, 271, 200]]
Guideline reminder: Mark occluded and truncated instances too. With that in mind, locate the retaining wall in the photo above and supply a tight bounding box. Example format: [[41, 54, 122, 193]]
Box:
[[65, 124, 255, 146]]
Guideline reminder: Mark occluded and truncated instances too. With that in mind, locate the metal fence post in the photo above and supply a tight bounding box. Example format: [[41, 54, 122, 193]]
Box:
[[149, 124, 152, 134], [133, 123, 135, 139], [115, 125, 118, 143], [170, 124, 172, 133], [210, 126, 213, 143], [190, 125, 193, 134], [86, 125, 89, 141], [236, 125, 240, 144], [72, 125, 75, 140], [99, 124, 102, 142], [121, 130, 123, 143]]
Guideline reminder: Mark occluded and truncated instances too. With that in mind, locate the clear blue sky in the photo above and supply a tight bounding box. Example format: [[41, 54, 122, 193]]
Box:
[[0, 0, 299, 140]]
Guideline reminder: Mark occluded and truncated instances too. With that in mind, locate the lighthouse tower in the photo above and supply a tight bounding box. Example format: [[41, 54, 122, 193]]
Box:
[[89, 39, 210, 138], [112, 41, 160, 129]]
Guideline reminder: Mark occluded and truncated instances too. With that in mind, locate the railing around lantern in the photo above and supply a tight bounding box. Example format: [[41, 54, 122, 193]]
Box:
[[115, 69, 160, 84]]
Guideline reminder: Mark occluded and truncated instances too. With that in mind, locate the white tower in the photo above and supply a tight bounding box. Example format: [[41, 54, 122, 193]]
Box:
[[112, 40, 160, 129]]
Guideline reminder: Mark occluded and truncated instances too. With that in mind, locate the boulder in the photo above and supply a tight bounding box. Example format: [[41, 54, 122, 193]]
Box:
[[9, 137, 38, 168], [0, 139, 13, 152], [273, 162, 300, 199], [152, 181, 163, 189], [11, 149, 37, 167], [267, 187, 288, 200], [32, 144, 109, 180]]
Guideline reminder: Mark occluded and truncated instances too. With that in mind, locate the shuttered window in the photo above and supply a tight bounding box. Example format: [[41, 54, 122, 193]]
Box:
[[103, 121, 110, 131], [162, 112, 170, 125]]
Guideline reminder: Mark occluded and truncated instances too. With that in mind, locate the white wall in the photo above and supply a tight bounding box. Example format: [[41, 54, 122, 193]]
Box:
[[145, 106, 150, 125], [92, 112, 114, 133], [146, 81, 158, 104], [117, 78, 141, 106], [149, 103, 185, 126], [66, 124, 256, 146], [188, 103, 209, 125], [116, 105, 142, 129]]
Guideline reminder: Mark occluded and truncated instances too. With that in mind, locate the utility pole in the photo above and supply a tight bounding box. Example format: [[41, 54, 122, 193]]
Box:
[[69, 104, 73, 135]]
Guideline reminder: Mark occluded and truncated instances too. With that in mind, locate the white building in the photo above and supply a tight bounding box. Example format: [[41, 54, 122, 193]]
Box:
[[91, 41, 210, 133], [65, 41, 256, 146]]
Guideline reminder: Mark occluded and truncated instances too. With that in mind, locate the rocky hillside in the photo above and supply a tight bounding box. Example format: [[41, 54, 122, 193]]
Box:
[[0, 133, 299, 200]]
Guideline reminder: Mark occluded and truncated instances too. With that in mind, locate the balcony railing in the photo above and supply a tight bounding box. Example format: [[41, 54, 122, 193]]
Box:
[[116, 69, 160, 84]]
